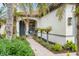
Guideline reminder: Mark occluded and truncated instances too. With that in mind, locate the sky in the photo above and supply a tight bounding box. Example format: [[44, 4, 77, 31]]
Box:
[[33, 3, 37, 10], [0, 3, 38, 10], [0, 4, 3, 8], [0, 3, 38, 12], [0, 3, 38, 19]]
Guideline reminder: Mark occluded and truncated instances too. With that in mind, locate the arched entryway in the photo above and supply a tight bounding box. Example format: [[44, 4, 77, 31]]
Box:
[[19, 21, 26, 36], [29, 20, 37, 35]]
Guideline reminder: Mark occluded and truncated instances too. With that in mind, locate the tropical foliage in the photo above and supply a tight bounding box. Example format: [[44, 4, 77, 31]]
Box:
[[75, 6, 79, 14], [56, 4, 66, 21], [0, 37, 34, 56], [0, 19, 6, 26], [5, 4, 14, 39], [33, 36, 77, 53], [64, 40, 77, 52], [37, 3, 49, 17], [52, 43, 63, 51], [36, 26, 52, 42], [75, 6, 79, 16]]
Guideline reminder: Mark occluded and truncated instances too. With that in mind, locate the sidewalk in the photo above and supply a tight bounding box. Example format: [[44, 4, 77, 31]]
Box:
[[26, 36, 76, 56]]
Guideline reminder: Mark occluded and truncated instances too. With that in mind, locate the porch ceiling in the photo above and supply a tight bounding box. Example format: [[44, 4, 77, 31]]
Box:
[[21, 17, 38, 21]]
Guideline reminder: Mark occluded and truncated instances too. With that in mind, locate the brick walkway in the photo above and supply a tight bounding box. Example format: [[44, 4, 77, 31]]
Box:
[[26, 36, 76, 56]]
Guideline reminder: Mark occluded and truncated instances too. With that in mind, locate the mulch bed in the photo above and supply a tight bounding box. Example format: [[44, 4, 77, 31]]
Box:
[[33, 36, 75, 54]]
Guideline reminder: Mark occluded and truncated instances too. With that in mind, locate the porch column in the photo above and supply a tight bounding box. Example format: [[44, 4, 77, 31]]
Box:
[[26, 23, 29, 35], [16, 21, 19, 36]]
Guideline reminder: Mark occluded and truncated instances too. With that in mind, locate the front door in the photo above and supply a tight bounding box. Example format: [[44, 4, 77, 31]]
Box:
[[19, 21, 26, 36]]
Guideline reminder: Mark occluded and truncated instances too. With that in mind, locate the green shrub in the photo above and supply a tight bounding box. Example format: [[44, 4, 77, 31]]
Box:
[[64, 40, 77, 51], [0, 37, 34, 56], [52, 43, 63, 51], [34, 36, 53, 51], [71, 44, 77, 51], [16, 36, 26, 40], [67, 51, 71, 56], [64, 40, 72, 49], [34, 36, 63, 52]]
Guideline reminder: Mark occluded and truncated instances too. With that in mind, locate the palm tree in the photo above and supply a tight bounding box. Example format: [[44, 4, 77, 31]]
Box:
[[13, 4, 17, 35], [75, 4, 79, 55], [5, 3, 14, 39], [12, 4, 23, 35], [56, 4, 66, 21], [37, 3, 49, 17], [5, 3, 34, 37], [0, 4, 7, 25], [19, 3, 33, 35], [27, 3, 33, 15], [0, 19, 6, 25]]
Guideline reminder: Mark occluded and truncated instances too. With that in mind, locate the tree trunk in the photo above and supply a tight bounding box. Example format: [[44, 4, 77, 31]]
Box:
[[77, 15, 79, 55], [75, 4, 79, 55], [22, 4, 30, 35], [5, 3, 14, 39], [13, 15, 16, 35]]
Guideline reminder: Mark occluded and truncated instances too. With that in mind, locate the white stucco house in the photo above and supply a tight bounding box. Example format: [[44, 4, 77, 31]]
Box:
[[37, 4, 77, 45], [0, 3, 77, 45]]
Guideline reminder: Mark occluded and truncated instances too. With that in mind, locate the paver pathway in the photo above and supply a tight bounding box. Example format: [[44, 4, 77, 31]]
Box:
[[26, 36, 54, 56], [26, 36, 76, 56]]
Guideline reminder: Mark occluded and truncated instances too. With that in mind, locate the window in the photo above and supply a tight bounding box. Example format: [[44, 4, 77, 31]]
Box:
[[68, 17, 72, 26]]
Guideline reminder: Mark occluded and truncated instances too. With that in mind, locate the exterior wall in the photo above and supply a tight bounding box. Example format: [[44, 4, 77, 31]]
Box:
[[65, 4, 77, 43], [37, 9, 66, 35], [38, 32, 67, 45], [37, 4, 76, 45]]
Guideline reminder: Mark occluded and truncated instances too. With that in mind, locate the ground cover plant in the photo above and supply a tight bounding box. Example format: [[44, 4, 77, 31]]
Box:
[[0, 36, 35, 56], [33, 36, 77, 54]]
